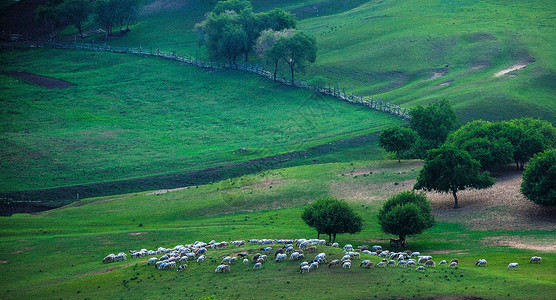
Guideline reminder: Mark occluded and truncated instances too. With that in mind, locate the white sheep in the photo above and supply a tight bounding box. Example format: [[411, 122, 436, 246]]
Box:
[[508, 263, 518, 270], [342, 261, 351, 269], [300, 265, 310, 273], [253, 262, 262, 270], [475, 259, 487, 266], [439, 260, 447, 266], [243, 258, 249, 265], [343, 244, 353, 251], [331, 243, 339, 248], [416, 266, 425, 272], [449, 262, 458, 268], [377, 262, 386, 268], [147, 257, 158, 265], [290, 252, 300, 260], [310, 261, 319, 270], [360, 260, 371, 267], [197, 255, 206, 263], [530, 256, 542, 263]]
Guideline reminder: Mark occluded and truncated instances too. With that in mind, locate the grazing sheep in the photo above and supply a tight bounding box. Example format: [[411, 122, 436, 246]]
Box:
[[361, 250, 372, 255], [439, 260, 447, 266], [450, 259, 459, 264], [418, 257, 429, 264], [424, 260, 436, 267], [508, 263, 519, 270], [416, 266, 425, 272], [358, 245, 370, 251], [306, 246, 317, 252], [406, 261, 416, 267], [290, 252, 300, 261], [410, 252, 420, 258], [230, 257, 237, 264], [331, 243, 339, 248], [197, 255, 206, 263], [314, 253, 326, 263], [253, 262, 262, 270], [300, 265, 310, 273], [103, 255, 115, 264], [243, 258, 249, 265], [341, 255, 351, 262], [329, 260, 340, 268], [475, 259, 487, 267], [252, 253, 262, 262], [221, 256, 232, 264], [530, 256, 542, 263], [261, 247, 272, 253], [310, 262, 319, 270], [360, 260, 371, 267], [387, 260, 396, 267], [275, 253, 287, 262], [343, 244, 354, 251], [177, 264, 187, 272], [238, 252, 248, 258], [449, 262, 458, 268], [377, 262, 386, 268], [397, 260, 408, 267], [363, 261, 375, 269], [148, 257, 158, 265], [371, 245, 382, 252], [342, 261, 351, 269]]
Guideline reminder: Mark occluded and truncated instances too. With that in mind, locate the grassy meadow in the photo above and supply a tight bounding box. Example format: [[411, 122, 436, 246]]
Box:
[[0, 49, 402, 193], [97, 0, 556, 123], [0, 160, 555, 299]]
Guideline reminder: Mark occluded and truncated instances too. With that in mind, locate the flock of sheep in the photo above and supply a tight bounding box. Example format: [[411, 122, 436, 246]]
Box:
[[102, 239, 543, 274]]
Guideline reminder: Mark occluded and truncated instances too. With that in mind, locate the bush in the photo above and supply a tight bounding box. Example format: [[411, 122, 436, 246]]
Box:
[[521, 149, 556, 206]]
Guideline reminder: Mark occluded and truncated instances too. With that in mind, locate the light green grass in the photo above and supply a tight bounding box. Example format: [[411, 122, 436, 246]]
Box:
[[100, 0, 556, 123], [0, 49, 402, 192], [0, 160, 554, 299]]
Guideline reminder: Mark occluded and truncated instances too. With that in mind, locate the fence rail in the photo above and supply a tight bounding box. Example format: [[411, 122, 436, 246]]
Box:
[[43, 41, 410, 120]]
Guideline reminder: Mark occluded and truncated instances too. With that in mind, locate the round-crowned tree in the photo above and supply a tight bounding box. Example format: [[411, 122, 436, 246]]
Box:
[[378, 191, 435, 248], [378, 126, 418, 163], [521, 149, 556, 206], [301, 197, 363, 243]]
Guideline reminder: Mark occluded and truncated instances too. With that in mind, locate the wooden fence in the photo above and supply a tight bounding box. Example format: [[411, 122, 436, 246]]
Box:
[[44, 41, 410, 120]]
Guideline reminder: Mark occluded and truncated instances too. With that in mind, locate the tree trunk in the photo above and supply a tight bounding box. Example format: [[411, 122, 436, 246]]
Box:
[[290, 63, 294, 84], [398, 235, 405, 250], [397, 152, 401, 163], [452, 189, 459, 209], [317, 232, 320, 240], [332, 233, 336, 244], [273, 60, 278, 81], [328, 234, 332, 243]]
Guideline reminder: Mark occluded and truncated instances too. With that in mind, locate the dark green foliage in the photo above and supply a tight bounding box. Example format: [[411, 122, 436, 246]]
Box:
[[94, 0, 138, 35], [378, 126, 418, 163], [196, 0, 297, 63], [414, 145, 495, 208], [272, 31, 317, 83], [521, 149, 556, 206], [448, 118, 554, 170], [409, 99, 457, 156], [378, 191, 435, 244], [301, 197, 363, 243], [59, 0, 91, 35]]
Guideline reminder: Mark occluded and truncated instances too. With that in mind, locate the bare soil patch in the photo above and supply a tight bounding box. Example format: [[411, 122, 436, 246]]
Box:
[[147, 187, 191, 195], [483, 236, 556, 252], [10, 246, 34, 254], [494, 62, 530, 77], [128, 232, 147, 236], [427, 169, 556, 231], [0, 71, 76, 89], [0, 260, 8, 263], [438, 80, 454, 87]]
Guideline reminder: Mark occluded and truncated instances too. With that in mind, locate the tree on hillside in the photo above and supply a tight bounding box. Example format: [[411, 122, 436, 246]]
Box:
[[60, 0, 91, 36], [301, 197, 363, 243], [414, 145, 495, 208], [521, 149, 556, 206], [273, 31, 317, 84], [35, 0, 65, 36], [409, 99, 457, 156], [95, 0, 117, 36], [255, 29, 295, 80], [378, 191, 435, 248], [460, 137, 513, 171], [114, 0, 138, 32], [490, 121, 546, 170], [378, 126, 418, 163]]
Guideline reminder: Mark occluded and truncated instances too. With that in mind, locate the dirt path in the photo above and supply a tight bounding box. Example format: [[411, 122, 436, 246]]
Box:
[[0, 71, 76, 89], [494, 63, 530, 77]]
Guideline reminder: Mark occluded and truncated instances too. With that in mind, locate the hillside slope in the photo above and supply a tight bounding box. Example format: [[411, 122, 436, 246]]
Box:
[[107, 0, 555, 122]]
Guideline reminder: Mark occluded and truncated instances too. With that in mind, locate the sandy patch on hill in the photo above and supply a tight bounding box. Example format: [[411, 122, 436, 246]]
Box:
[[482, 236, 556, 252], [494, 63, 529, 77], [0, 260, 8, 263], [427, 170, 556, 231], [147, 187, 191, 195], [128, 232, 147, 236]]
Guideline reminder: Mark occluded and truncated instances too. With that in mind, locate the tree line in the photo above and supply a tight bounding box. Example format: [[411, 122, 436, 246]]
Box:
[[195, 0, 317, 83], [36, 0, 138, 37], [378, 100, 556, 207]]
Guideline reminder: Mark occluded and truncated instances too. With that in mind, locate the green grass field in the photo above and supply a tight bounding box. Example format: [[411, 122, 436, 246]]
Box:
[[98, 0, 556, 123], [0, 160, 554, 299], [0, 49, 402, 193]]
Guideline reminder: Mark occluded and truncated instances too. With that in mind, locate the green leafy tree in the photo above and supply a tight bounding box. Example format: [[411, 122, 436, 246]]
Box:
[[255, 29, 295, 80], [274, 31, 317, 83], [409, 99, 457, 156], [114, 0, 138, 32], [60, 0, 91, 36], [301, 197, 363, 243], [95, 0, 117, 36], [378, 191, 435, 248], [521, 149, 556, 206], [460, 137, 513, 171], [378, 126, 418, 163], [414, 145, 495, 208]]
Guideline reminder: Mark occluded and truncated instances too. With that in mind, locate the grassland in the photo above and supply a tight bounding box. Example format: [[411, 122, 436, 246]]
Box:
[[99, 0, 556, 123], [0, 49, 402, 193], [0, 160, 554, 299]]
